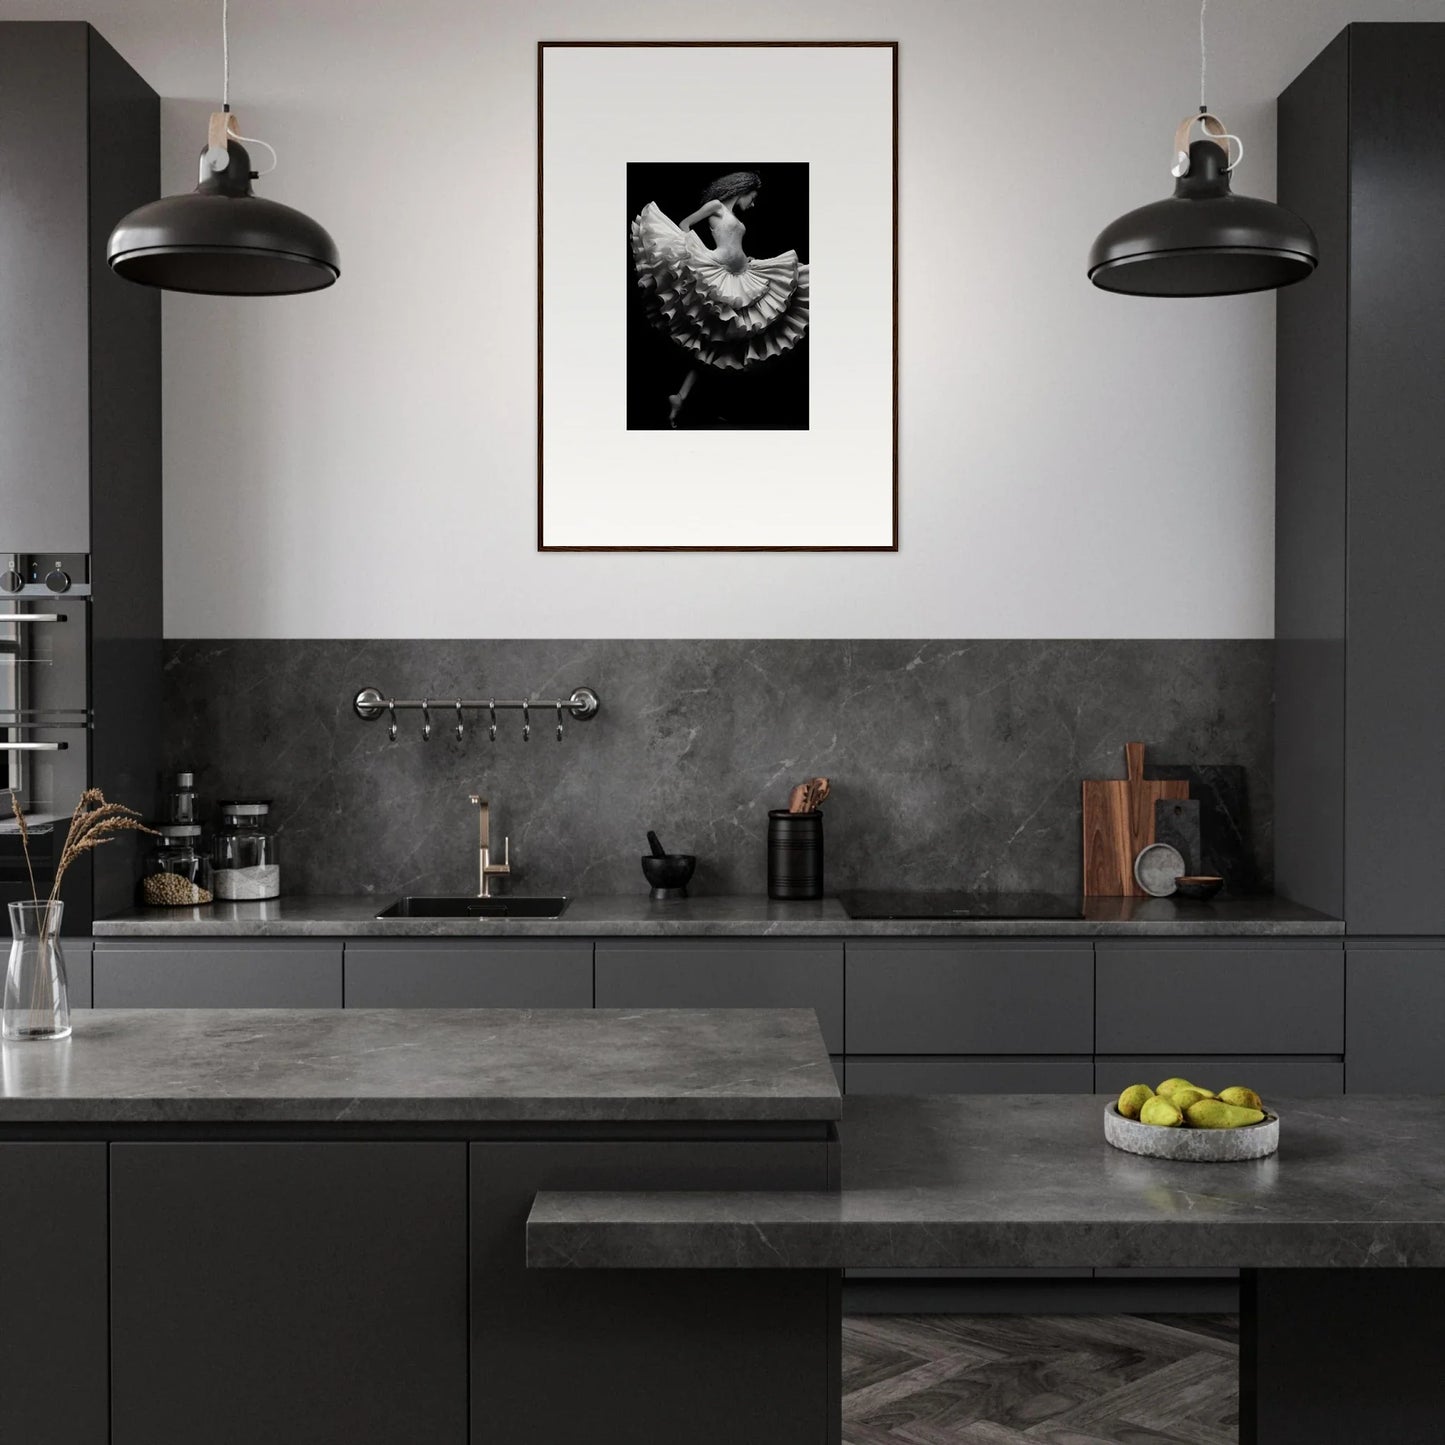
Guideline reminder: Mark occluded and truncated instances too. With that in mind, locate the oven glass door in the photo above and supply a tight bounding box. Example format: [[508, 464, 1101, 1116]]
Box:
[[1, 599, 90, 922]]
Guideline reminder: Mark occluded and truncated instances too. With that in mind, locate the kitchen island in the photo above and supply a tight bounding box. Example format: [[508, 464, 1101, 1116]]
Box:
[[0, 1007, 841, 1445]]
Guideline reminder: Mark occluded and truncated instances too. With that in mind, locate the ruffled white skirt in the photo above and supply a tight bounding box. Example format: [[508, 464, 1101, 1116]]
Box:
[[629, 202, 810, 371]]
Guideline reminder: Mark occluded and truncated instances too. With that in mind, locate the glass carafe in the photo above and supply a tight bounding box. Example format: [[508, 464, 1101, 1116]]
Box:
[[4, 900, 72, 1042]]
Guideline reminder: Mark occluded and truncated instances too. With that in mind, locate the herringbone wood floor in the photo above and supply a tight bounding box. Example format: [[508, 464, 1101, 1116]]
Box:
[[842, 1314, 1239, 1444]]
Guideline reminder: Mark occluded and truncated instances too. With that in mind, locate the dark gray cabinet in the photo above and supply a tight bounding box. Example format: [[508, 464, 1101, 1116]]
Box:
[[1095, 942, 1343, 1055], [0, 1144, 108, 1445], [63, 939, 92, 1008], [595, 939, 843, 1053], [1346, 944, 1445, 1092], [1095, 1056, 1344, 1097], [0, 21, 158, 549], [110, 1142, 468, 1445], [846, 941, 1093, 1055], [1277, 25, 1445, 935], [470, 1139, 834, 1445], [344, 940, 592, 1008], [846, 1058, 1094, 1094], [93, 940, 343, 1007], [0, 23, 161, 928]]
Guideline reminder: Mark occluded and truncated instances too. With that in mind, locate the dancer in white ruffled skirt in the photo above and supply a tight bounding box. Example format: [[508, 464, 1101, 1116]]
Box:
[[630, 170, 810, 426]]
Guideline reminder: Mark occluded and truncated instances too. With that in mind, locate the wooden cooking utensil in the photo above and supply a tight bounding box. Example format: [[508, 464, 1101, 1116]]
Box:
[[1082, 742, 1189, 896]]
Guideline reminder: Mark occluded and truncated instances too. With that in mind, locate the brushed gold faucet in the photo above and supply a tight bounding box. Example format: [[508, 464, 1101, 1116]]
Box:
[[468, 794, 511, 897]]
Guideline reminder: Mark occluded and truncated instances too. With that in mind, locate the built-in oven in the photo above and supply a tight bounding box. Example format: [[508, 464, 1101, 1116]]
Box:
[[1, 554, 93, 929]]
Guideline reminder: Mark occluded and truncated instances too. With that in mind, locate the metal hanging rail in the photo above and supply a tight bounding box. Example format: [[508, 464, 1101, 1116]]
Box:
[[352, 685, 600, 743]]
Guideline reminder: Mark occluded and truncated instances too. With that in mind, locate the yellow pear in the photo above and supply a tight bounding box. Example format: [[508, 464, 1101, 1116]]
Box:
[[1117, 1084, 1154, 1119], [1185, 1099, 1266, 1129], [1140, 1096, 1184, 1127], [1168, 1086, 1212, 1111], [1218, 1086, 1264, 1111]]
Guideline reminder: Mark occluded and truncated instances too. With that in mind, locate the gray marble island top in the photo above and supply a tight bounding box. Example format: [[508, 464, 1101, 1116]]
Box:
[[0, 1008, 840, 1125], [91, 892, 1343, 938], [528, 1093, 1445, 1270]]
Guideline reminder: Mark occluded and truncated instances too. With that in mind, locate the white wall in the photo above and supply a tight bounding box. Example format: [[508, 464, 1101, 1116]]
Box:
[[3, 0, 1439, 639]]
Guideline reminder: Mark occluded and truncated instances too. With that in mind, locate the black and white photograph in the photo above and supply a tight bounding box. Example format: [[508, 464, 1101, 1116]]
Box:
[[627, 162, 810, 431], [539, 41, 896, 549]]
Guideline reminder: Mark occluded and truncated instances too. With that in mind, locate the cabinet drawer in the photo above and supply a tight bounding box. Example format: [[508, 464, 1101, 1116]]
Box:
[[1095, 942, 1343, 1054], [846, 942, 1093, 1055], [594, 941, 843, 1053], [845, 1058, 1095, 1095], [344, 941, 592, 1009], [93, 941, 343, 1008], [1094, 1056, 1344, 1097], [64, 940, 92, 1008], [1346, 945, 1445, 1092]]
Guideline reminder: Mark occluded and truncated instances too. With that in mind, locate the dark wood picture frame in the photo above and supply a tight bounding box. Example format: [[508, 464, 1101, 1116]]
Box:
[[537, 40, 899, 552]]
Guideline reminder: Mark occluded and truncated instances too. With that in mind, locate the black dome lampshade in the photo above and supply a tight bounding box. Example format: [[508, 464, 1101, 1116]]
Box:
[[108, 118, 339, 296], [1088, 110, 1317, 299]]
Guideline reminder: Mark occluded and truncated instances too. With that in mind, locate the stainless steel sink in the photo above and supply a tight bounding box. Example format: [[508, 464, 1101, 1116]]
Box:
[[376, 896, 570, 920]]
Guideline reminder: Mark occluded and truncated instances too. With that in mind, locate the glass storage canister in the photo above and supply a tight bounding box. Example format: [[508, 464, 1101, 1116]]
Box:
[[161, 770, 199, 825], [141, 824, 214, 907], [211, 800, 281, 901]]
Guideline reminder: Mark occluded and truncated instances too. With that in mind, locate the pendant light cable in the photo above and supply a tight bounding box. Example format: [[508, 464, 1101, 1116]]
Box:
[[215, 0, 278, 175], [1199, 0, 1207, 111]]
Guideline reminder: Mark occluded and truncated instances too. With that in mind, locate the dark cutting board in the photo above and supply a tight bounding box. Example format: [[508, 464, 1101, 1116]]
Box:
[[1155, 797, 1202, 876], [1082, 743, 1189, 896], [1145, 763, 1260, 894]]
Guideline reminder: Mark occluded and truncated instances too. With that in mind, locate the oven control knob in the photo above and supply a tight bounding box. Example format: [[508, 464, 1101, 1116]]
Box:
[[0, 569, 21, 594], [44, 568, 71, 594]]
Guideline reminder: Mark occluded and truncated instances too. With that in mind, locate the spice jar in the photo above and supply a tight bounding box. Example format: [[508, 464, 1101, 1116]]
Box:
[[211, 800, 281, 901], [161, 771, 199, 825], [141, 825, 214, 907]]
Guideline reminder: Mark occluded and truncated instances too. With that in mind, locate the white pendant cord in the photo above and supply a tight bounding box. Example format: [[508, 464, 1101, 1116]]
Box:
[[206, 0, 278, 177], [1171, 0, 1242, 175], [1199, 0, 1207, 112]]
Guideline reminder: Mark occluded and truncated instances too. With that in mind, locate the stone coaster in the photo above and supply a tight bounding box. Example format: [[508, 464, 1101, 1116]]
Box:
[[1104, 1102, 1280, 1161]]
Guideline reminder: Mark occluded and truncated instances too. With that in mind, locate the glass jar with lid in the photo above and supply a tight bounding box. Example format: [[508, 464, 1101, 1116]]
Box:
[[140, 825, 214, 907], [211, 800, 281, 901], [161, 770, 199, 825]]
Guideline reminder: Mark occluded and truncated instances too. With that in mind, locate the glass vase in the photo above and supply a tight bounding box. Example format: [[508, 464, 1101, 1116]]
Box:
[[4, 901, 71, 1042]]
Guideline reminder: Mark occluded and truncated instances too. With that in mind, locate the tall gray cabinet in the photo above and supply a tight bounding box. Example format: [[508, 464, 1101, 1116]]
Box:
[[1276, 24, 1445, 1090], [0, 22, 162, 927]]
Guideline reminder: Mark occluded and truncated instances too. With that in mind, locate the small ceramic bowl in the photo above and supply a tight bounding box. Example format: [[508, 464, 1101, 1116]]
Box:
[[1174, 875, 1225, 901], [642, 854, 696, 900], [1105, 1102, 1279, 1161], [1134, 843, 1186, 897]]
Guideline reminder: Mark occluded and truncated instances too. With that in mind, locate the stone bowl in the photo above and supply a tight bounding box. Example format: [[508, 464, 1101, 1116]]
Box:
[[1104, 1103, 1280, 1161]]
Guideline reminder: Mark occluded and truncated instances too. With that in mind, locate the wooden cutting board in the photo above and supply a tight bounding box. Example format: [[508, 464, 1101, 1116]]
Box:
[[1082, 742, 1189, 896]]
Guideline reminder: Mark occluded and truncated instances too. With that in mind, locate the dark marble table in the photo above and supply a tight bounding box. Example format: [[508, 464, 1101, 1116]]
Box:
[[528, 1093, 1445, 1269], [91, 892, 1343, 938], [530, 1093, 1445, 1445]]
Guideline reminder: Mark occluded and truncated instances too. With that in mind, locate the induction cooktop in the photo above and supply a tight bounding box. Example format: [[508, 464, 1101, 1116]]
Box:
[[837, 890, 1084, 921]]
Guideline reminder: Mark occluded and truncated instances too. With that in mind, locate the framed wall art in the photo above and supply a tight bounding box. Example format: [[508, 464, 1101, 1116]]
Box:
[[538, 41, 898, 551]]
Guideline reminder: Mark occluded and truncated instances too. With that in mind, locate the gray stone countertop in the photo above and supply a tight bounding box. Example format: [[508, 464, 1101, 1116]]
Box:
[[527, 1093, 1445, 1270], [0, 1008, 840, 1125], [91, 893, 1343, 938]]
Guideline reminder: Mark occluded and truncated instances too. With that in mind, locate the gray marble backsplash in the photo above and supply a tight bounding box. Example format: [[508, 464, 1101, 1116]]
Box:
[[161, 640, 1273, 900]]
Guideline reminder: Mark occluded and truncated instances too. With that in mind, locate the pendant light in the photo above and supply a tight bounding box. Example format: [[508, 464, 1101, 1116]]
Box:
[[1087, 0, 1316, 297], [107, 0, 338, 295]]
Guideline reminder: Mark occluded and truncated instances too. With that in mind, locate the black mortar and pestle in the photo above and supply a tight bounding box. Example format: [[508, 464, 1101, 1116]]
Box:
[[642, 830, 696, 900]]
